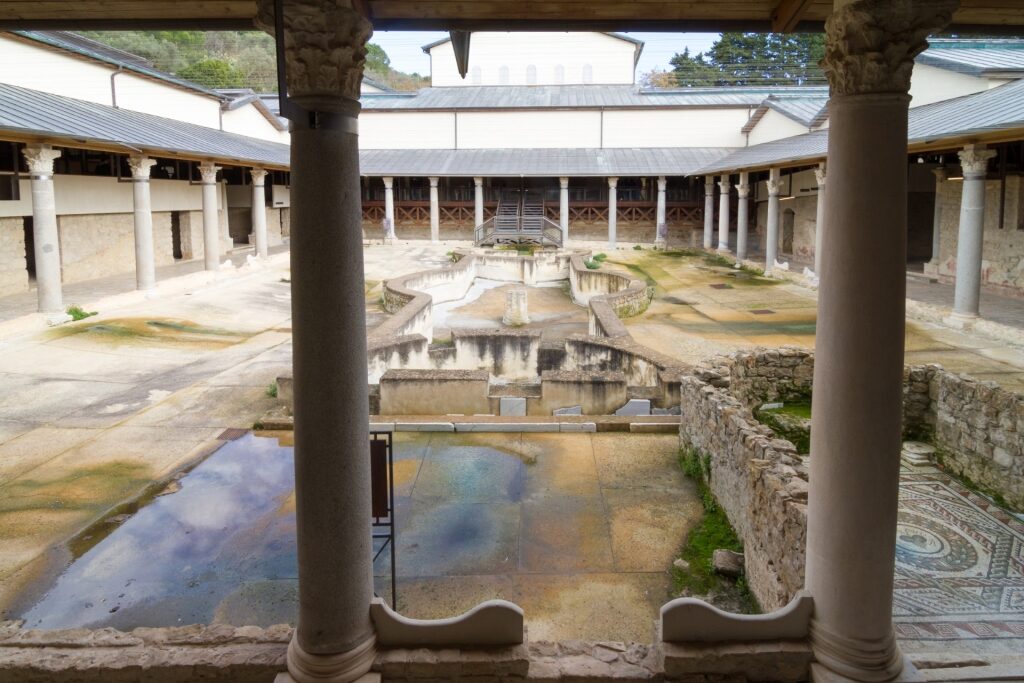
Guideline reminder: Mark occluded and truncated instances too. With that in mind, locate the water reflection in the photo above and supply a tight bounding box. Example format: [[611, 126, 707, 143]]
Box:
[[20, 433, 298, 630]]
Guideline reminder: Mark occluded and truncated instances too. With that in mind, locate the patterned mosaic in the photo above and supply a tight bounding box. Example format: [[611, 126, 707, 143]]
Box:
[[893, 466, 1024, 642]]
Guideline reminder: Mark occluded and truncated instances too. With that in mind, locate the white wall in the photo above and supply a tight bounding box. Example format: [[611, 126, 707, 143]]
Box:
[[603, 109, 750, 148], [360, 112, 457, 149], [458, 111, 602, 149], [0, 175, 205, 218], [909, 63, 992, 108], [429, 32, 637, 87], [221, 104, 290, 144], [746, 109, 810, 146]]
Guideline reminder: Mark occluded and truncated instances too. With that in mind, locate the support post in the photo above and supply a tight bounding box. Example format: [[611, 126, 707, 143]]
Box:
[[128, 155, 157, 291], [718, 174, 731, 252], [703, 174, 715, 249], [256, 1, 377, 680], [429, 176, 440, 243], [806, 2, 957, 682], [928, 167, 947, 268], [607, 176, 618, 249], [814, 162, 827, 277], [199, 162, 222, 271], [383, 176, 396, 241], [251, 168, 269, 259], [474, 176, 484, 228], [559, 176, 570, 244], [952, 145, 995, 320], [22, 144, 66, 319], [765, 168, 781, 274], [736, 171, 750, 261], [655, 176, 667, 249]]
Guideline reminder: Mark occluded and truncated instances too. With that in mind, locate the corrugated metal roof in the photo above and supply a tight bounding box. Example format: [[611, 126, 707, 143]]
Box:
[[918, 39, 1024, 76], [0, 83, 289, 167], [359, 147, 732, 177], [699, 80, 1024, 174], [765, 97, 828, 127], [361, 84, 829, 111]]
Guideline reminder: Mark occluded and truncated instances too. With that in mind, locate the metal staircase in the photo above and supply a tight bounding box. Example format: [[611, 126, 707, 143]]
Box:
[[474, 190, 562, 247]]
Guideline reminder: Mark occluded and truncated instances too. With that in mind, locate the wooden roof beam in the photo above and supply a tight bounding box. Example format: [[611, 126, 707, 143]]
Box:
[[771, 0, 814, 33]]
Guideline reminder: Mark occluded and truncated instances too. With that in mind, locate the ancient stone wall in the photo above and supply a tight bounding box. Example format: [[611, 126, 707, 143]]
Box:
[[726, 348, 814, 409], [0, 216, 29, 295]]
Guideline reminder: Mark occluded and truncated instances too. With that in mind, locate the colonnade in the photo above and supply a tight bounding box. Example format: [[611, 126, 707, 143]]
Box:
[[18, 145, 272, 317]]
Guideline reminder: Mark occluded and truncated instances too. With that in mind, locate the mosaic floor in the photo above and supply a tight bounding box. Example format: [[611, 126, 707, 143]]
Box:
[[894, 463, 1024, 653]]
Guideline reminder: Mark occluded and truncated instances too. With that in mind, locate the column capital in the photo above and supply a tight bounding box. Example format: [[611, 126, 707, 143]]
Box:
[[428, 176, 439, 188], [607, 176, 618, 189], [198, 162, 221, 184], [958, 145, 996, 177], [256, 0, 372, 107], [823, 0, 957, 96], [250, 167, 269, 185], [736, 184, 751, 198], [128, 156, 156, 180], [814, 163, 827, 187], [657, 176, 667, 192], [382, 176, 394, 189], [474, 176, 484, 187], [932, 167, 948, 182], [559, 177, 570, 189], [718, 176, 731, 192], [22, 144, 61, 177]]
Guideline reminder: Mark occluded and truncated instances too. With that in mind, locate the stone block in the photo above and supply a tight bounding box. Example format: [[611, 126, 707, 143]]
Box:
[[629, 422, 678, 433], [559, 422, 597, 433], [499, 397, 528, 417], [614, 399, 652, 416], [396, 422, 455, 432], [553, 405, 583, 416], [455, 423, 559, 433]]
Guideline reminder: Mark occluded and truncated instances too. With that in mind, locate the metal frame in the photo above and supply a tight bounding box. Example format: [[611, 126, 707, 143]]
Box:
[[370, 430, 397, 608]]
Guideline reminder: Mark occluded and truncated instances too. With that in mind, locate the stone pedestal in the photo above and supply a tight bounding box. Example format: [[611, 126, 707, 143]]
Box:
[[502, 287, 530, 326], [901, 442, 935, 466]]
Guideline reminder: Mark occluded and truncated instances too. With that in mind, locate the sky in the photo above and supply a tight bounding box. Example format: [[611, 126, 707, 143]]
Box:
[[369, 31, 721, 77]]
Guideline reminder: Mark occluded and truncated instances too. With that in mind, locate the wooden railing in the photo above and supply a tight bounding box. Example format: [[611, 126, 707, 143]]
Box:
[[365, 200, 702, 227]]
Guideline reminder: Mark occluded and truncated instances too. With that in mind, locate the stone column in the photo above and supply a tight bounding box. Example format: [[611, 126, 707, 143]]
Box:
[[128, 156, 157, 292], [814, 162, 827, 276], [22, 144, 65, 318], [703, 175, 715, 249], [607, 176, 618, 249], [765, 168, 781, 274], [655, 176, 667, 249], [383, 176, 396, 241], [559, 176, 570, 244], [199, 162, 222, 271], [928, 167, 947, 267], [736, 171, 750, 261], [474, 176, 484, 228], [717, 174, 731, 252], [806, 3, 957, 683], [952, 144, 996, 320], [429, 176, 440, 243], [255, 1, 376, 681], [251, 168, 269, 259]]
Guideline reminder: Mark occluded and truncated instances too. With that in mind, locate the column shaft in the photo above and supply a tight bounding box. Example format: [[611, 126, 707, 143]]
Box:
[[655, 176, 667, 248], [129, 156, 157, 291], [765, 168, 781, 273], [736, 172, 750, 261], [199, 163, 221, 271], [929, 168, 946, 266], [703, 175, 714, 249], [24, 145, 63, 314], [718, 175, 731, 252], [952, 146, 995, 318], [559, 177, 570, 245], [251, 169, 269, 259], [429, 177, 439, 243], [607, 177, 618, 249], [474, 177, 484, 228], [383, 177, 396, 240], [814, 163, 826, 276]]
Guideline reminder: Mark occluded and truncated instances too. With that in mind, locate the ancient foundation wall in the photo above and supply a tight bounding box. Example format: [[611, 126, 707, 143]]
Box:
[[0, 216, 29, 295], [379, 369, 492, 416], [449, 329, 542, 381], [368, 336, 430, 384], [537, 371, 629, 415]]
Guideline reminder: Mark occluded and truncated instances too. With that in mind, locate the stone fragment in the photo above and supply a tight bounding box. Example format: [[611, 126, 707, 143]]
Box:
[[499, 397, 527, 417], [614, 399, 652, 416], [673, 558, 691, 571], [553, 405, 583, 415], [713, 549, 745, 577]]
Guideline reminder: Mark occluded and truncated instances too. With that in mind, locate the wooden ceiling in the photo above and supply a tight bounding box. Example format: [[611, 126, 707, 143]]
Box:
[[0, 0, 1022, 32]]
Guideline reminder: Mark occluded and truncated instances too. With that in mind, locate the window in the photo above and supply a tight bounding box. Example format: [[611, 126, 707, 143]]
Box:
[[526, 65, 537, 85], [471, 66, 482, 85], [582, 64, 594, 84], [498, 65, 510, 85], [554, 64, 565, 84]]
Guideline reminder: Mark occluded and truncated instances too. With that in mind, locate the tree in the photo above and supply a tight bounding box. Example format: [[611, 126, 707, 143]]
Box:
[[639, 69, 679, 89], [178, 58, 244, 88], [670, 33, 825, 87]]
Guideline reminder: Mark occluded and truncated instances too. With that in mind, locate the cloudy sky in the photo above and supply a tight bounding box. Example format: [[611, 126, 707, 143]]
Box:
[[370, 31, 721, 78]]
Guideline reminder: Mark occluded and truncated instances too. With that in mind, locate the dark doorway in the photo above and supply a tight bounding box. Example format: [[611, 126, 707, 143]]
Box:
[[782, 208, 795, 255], [23, 217, 35, 280], [170, 211, 183, 260]]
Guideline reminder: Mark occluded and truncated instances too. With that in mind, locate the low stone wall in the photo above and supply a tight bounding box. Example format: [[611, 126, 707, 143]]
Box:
[[728, 348, 814, 410], [450, 328, 542, 381], [563, 334, 687, 403], [538, 370, 628, 415], [368, 335, 430, 384], [567, 255, 653, 338], [379, 369, 492, 416]]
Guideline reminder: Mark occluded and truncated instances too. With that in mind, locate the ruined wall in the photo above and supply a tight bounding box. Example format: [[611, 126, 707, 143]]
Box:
[[537, 370, 628, 415], [930, 174, 1024, 298], [0, 216, 29, 294], [177, 211, 204, 262], [728, 348, 814, 409], [450, 329, 542, 381], [367, 335, 430, 384], [379, 369, 491, 415]]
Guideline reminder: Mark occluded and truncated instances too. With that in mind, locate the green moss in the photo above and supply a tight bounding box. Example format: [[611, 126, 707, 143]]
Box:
[[756, 401, 812, 454], [633, 244, 643, 250], [703, 253, 734, 268], [66, 305, 97, 321], [661, 248, 699, 258], [593, 253, 608, 262], [266, 382, 278, 398], [584, 259, 601, 270], [674, 446, 760, 613]]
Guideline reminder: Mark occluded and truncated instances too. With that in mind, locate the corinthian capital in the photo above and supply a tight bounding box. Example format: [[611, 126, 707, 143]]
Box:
[[766, 180, 781, 196], [814, 164, 827, 187], [251, 168, 269, 185], [23, 145, 61, 176], [257, 0, 372, 105], [128, 156, 156, 180], [823, 0, 957, 96], [198, 162, 221, 184], [958, 145, 996, 177], [736, 184, 751, 198]]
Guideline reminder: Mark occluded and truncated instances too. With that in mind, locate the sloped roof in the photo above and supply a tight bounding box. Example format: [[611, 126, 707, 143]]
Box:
[[0, 82, 289, 168], [421, 31, 645, 65], [361, 84, 829, 111], [701, 79, 1024, 174], [359, 147, 731, 177], [918, 39, 1024, 78], [740, 95, 830, 134]]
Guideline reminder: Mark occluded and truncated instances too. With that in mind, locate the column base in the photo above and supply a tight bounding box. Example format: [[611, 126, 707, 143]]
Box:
[[280, 634, 377, 683], [944, 311, 978, 329], [654, 239, 667, 250], [44, 312, 73, 326], [811, 656, 925, 683], [717, 245, 731, 253]]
